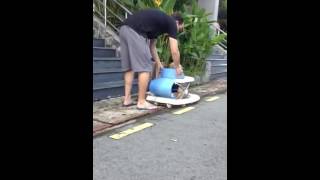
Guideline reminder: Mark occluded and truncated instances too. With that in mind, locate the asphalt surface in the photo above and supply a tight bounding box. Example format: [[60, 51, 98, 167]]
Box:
[[93, 94, 227, 180]]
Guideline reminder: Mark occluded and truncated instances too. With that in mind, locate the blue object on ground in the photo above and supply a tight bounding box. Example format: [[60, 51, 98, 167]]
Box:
[[160, 68, 176, 79], [149, 78, 178, 98]]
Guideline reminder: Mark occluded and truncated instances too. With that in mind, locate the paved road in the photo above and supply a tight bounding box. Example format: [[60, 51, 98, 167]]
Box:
[[93, 94, 227, 180]]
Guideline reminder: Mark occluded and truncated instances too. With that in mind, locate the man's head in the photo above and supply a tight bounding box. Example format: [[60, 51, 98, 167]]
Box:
[[171, 12, 184, 32]]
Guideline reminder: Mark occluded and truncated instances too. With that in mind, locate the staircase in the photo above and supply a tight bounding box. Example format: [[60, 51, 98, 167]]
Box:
[[206, 24, 227, 80], [206, 45, 227, 80], [93, 38, 138, 101]]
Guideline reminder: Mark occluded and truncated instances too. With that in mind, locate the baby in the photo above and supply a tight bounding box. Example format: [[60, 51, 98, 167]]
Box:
[[169, 63, 186, 99]]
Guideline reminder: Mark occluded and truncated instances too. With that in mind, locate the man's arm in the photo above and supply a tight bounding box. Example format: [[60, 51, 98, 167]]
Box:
[[150, 39, 162, 67], [168, 37, 180, 67], [169, 37, 182, 74]]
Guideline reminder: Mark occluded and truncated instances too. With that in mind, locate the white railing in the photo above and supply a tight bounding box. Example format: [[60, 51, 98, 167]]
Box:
[[93, 0, 132, 33], [214, 24, 227, 50]]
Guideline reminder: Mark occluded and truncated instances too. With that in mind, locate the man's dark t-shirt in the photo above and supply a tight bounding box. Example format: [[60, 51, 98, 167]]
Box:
[[122, 9, 177, 39]]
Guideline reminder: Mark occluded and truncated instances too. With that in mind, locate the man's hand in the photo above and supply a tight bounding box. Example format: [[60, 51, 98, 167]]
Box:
[[157, 61, 164, 69], [176, 65, 183, 75], [169, 62, 183, 75], [155, 61, 163, 78]]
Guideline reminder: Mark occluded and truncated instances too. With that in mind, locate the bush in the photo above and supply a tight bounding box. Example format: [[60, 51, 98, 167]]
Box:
[[178, 0, 226, 76]]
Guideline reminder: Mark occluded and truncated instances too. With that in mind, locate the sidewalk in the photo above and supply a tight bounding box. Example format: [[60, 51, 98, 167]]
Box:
[[93, 78, 227, 137]]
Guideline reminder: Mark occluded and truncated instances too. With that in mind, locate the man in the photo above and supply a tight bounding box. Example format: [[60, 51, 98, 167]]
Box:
[[120, 9, 184, 110]]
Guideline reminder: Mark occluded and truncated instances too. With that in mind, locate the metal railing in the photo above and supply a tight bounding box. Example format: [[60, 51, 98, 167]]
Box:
[[93, 0, 132, 33], [214, 25, 227, 50]]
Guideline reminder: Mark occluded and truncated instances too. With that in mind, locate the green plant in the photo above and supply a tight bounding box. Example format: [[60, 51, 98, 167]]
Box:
[[122, 0, 155, 11], [122, 0, 177, 14], [173, 0, 193, 11], [178, 0, 226, 76]]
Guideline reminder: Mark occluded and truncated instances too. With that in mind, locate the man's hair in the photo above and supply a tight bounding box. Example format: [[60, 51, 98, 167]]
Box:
[[171, 12, 184, 25]]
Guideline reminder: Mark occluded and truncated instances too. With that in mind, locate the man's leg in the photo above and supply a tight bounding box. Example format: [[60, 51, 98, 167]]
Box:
[[121, 26, 157, 109], [137, 72, 157, 109], [119, 26, 133, 106], [123, 70, 134, 105]]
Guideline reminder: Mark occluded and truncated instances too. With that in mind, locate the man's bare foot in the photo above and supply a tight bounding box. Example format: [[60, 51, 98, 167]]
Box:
[[137, 101, 158, 110], [123, 97, 133, 107]]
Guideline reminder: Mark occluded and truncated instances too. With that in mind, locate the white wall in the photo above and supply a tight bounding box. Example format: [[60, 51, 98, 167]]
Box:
[[197, 0, 220, 21]]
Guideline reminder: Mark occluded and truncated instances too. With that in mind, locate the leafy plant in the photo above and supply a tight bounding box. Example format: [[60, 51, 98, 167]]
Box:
[[178, 0, 226, 76], [122, 0, 176, 14], [173, 0, 193, 12]]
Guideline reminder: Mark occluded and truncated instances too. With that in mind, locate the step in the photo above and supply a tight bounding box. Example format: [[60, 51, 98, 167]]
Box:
[[211, 65, 227, 74], [93, 68, 124, 74], [93, 80, 138, 101], [93, 47, 116, 57], [93, 69, 124, 84], [93, 79, 138, 90], [210, 72, 227, 80], [93, 57, 121, 61], [208, 54, 227, 59], [93, 68, 138, 83], [93, 39, 105, 47], [93, 57, 122, 70], [212, 64, 227, 67], [207, 58, 227, 66]]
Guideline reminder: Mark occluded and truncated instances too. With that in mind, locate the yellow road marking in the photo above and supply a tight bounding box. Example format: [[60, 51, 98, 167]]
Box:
[[173, 107, 195, 115], [109, 122, 154, 140], [206, 96, 220, 102]]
